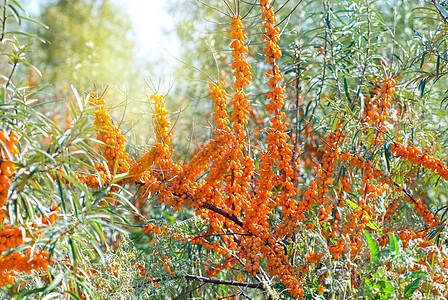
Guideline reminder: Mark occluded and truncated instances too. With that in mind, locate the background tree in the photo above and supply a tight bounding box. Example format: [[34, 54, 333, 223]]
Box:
[[34, 0, 140, 94]]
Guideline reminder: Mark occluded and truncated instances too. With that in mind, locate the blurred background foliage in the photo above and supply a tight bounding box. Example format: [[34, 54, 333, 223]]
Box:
[[35, 0, 138, 93]]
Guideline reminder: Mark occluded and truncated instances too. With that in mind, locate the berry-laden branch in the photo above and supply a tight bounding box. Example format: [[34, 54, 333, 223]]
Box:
[[32, 1, 448, 299], [202, 202, 244, 228]]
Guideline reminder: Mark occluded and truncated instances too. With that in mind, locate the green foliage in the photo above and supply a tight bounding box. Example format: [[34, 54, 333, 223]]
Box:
[[3, 0, 448, 299]]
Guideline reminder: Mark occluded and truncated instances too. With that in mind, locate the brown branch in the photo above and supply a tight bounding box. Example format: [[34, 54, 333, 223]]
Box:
[[183, 274, 265, 290], [431, 0, 448, 24], [169, 192, 246, 229], [275, 0, 303, 27], [202, 202, 244, 228], [139, 274, 265, 290], [5, 60, 17, 89], [172, 282, 206, 300], [193, 232, 251, 239], [0, 0, 7, 42]]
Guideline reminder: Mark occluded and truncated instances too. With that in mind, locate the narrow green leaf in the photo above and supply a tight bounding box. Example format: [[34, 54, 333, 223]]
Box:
[[384, 143, 391, 173], [43, 274, 64, 294], [404, 277, 422, 298], [419, 78, 427, 98], [17, 287, 47, 299], [403, 271, 427, 280], [62, 291, 83, 300], [325, 11, 331, 29], [21, 16, 49, 29], [365, 231, 380, 262], [7, 4, 21, 25], [71, 85, 84, 111], [388, 233, 402, 256], [8, 0, 26, 12], [55, 176, 67, 215], [5, 31, 48, 43], [344, 77, 350, 102], [420, 51, 426, 69], [367, 220, 380, 231], [346, 198, 359, 209], [68, 237, 78, 263]]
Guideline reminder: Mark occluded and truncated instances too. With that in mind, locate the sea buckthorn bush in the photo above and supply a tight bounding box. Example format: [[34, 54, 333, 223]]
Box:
[[2, 0, 448, 299]]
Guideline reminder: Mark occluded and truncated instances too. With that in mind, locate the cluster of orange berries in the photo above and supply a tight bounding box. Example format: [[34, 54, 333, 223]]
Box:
[[50, 166, 101, 189], [154, 251, 175, 276], [0, 131, 18, 208], [0, 250, 51, 287], [260, 0, 285, 115], [362, 76, 395, 143], [135, 264, 158, 285], [407, 196, 440, 228], [4, 250, 51, 272], [85, 169, 109, 188], [252, 0, 297, 234], [107, 5, 447, 299], [142, 222, 167, 235], [0, 270, 17, 286], [209, 81, 230, 135], [206, 255, 237, 278], [138, 94, 179, 202], [0, 131, 23, 287], [203, 17, 254, 227], [215, 4, 304, 296], [0, 131, 19, 160], [377, 229, 448, 297], [127, 146, 163, 184], [137, 14, 259, 277], [339, 171, 352, 193], [306, 251, 324, 264], [46, 93, 178, 207], [40, 205, 61, 226], [359, 163, 389, 199], [252, 5, 305, 298], [300, 130, 342, 221], [293, 121, 441, 293], [229, 15, 251, 135], [260, 0, 281, 63], [328, 238, 349, 260], [340, 151, 440, 228], [0, 225, 22, 251], [90, 93, 130, 178], [391, 142, 448, 180], [383, 201, 399, 222], [0, 130, 54, 288], [230, 16, 251, 90], [152, 94, 172, 145], [338, 147, 444, 288], [265, 69, 286, 115], [49, 167, 69, 184]]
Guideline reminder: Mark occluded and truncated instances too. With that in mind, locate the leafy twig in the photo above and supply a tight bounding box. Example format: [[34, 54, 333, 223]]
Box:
[[0, 0, 7, 42]]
